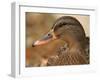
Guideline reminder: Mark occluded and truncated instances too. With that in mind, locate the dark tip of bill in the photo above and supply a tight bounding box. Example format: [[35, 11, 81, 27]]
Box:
[[32, 44, 35, 47]]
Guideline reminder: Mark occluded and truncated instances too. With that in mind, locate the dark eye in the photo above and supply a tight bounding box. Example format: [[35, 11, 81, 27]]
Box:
[[48, 34, 51, 36]]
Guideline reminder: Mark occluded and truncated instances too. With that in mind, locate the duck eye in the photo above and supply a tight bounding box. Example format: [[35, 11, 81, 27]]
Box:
[[48, 34, 51, 36]]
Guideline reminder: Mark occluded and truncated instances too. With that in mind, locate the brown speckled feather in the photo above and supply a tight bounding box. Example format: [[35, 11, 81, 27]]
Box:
[[47, 45, 89, 66]]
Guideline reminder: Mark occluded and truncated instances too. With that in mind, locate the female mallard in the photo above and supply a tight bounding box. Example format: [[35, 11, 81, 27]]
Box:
[[32, 16, 89, 65]]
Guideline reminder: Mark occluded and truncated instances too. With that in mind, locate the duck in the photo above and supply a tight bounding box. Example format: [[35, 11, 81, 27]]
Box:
[[32, 16, 89, 66]]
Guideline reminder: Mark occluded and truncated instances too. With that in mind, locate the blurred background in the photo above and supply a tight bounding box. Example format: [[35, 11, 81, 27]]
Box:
[[25, 12, 89, 67]]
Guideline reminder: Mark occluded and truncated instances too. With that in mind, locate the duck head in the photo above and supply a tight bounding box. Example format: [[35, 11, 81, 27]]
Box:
[[32, 16, 86, 48]]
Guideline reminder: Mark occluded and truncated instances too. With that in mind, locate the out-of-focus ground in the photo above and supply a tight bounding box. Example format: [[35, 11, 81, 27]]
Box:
[[25, 12, 89, 67]]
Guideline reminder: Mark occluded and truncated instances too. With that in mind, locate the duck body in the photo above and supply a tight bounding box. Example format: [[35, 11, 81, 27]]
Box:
[[32, 16, 89, 66]]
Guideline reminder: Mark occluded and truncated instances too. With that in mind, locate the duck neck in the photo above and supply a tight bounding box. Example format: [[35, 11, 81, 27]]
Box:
[[63, 38, 81, 50]]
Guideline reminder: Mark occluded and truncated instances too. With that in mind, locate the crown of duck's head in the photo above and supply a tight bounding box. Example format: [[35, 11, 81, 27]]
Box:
[[32, 16, 86, 48]]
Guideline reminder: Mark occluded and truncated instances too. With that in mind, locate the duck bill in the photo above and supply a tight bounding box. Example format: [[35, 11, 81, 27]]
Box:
[[32, 30, 57, 47]]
